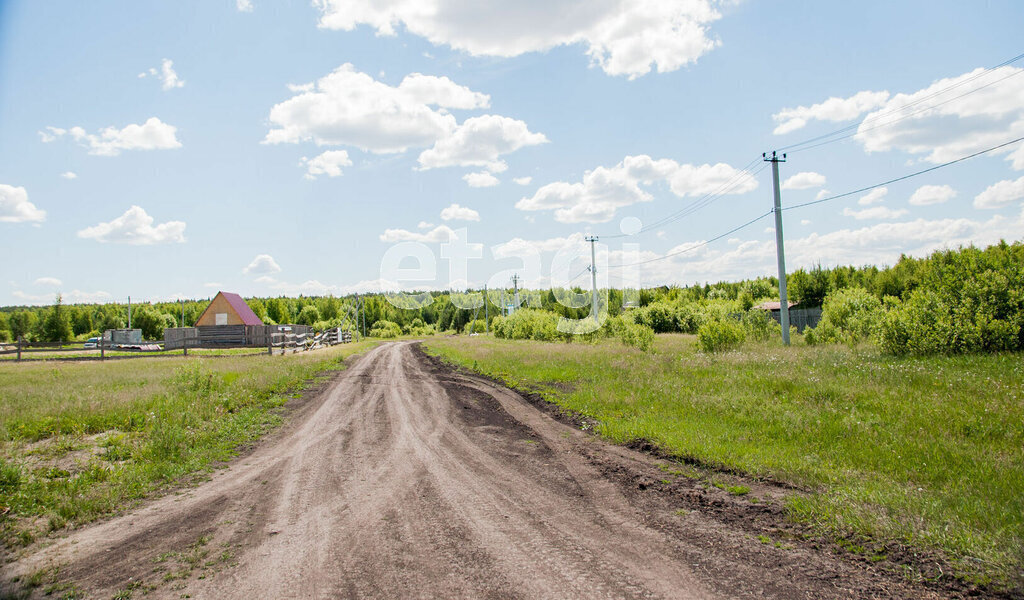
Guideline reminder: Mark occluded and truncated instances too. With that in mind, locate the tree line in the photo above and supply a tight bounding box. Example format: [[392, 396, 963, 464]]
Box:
[[2, 240, 1020, 355]]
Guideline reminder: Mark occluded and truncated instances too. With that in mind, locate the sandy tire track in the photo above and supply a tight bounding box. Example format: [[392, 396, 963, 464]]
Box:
[[2, 341, 953, 599]]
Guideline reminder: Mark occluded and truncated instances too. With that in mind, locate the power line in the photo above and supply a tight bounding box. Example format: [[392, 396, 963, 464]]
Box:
[[607, 210, 772, 269], [787, 68, 1024, 155], [603, 135, 1024, 271], [777, 50, 1024, 154], [784, 135, 1024, 212], [601, 157, 767, 240]]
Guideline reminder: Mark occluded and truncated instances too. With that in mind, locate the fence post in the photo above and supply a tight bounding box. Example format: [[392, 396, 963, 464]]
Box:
[[183, 334, 188, 357], [100, 338, 105, 361], [17, 336, 22, 362], [59, 338, 63, 350], [268, 334, 273, 356]]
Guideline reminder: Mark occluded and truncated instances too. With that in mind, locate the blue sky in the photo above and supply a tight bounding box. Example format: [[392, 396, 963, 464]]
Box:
[[1, 0, 1023, 305]]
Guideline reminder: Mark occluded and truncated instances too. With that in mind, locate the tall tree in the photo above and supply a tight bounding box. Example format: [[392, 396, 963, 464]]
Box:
[[40, 294, 73, 342]]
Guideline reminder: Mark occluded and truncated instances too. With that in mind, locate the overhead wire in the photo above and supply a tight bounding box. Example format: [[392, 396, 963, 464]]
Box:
[[581, 52, 1024, 275], [786, 67, 1024, 155], [604, 135, 1024, 270], [776, 50, 1024, 154], [606, 210, 773, 269], [783, 135, 1024, 211]]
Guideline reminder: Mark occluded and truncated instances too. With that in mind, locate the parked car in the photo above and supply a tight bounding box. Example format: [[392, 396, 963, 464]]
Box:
[[83, 337, 101, 349]]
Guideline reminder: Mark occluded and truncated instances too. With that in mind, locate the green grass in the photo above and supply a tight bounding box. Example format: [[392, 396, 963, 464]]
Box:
[[423, 334, 1024, 590], [0, 340, 378, 547], [0, 347, 273, 361]]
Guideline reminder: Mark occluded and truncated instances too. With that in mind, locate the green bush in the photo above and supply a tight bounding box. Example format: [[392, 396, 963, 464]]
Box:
[[697, 318, 746, 353], [463, 319, 487, 334], [492, 309, 562, 341], [617, 320, 655, 351], [673, 303, 707, 334], [369, 320, 402, 338], [875, 243, 1024, 355], [741, 308, 779, 342], [804, 287, 882, 346]]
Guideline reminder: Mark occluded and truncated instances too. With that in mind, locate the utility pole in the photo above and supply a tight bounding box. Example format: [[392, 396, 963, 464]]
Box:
[[585, 235, 599, 324], [180, 299, 185, 328], [127, 295, 132, 330], [511, 274, 521, 314], [484, 285, 489, 333], [764, 151, 791, 345], [360, 297, 366, 337]]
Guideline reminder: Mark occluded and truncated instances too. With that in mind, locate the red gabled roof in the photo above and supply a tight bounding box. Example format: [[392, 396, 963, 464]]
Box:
[[220, 292, 264, 325]]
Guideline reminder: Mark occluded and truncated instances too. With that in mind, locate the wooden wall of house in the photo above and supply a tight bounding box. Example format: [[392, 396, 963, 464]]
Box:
[[195, 294, 247, 326]]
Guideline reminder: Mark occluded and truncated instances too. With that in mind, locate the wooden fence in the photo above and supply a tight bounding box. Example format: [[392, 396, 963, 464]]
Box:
[[1, 327, 356, 362]]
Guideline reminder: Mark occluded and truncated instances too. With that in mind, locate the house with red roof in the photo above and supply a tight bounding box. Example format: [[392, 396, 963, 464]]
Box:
[[194, 291, 264, 327]]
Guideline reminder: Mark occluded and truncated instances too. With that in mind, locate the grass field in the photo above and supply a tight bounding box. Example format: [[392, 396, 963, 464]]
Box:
[[424, 334, 1024, 590], [0, 340, 378, 549]]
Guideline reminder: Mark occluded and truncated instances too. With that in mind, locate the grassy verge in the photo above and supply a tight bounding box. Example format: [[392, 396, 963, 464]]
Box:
[[423, 334, 1024, 591], [0, 340, 379, 549], [0, 347, 283, 361]]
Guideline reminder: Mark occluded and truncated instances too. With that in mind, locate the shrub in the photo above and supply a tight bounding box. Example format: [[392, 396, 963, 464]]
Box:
[[674, 303, 707, 334], [492, 309, 562, 341], [741, 308, 779, 342], [697, 318, 746, 353], [618, 320, 655, 351], [369, 320, 402, 338], [804, 287, 882, 346], [464, 319, 487, 334], [875, 243, 1024, 355]]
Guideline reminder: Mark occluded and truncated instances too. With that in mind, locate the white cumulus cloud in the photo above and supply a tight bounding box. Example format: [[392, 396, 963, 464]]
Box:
[[237, 0, 253, 12], [622, 211, 1023, 286], [301, 150, 353, 179], [140, 59, 185, 90], [0, 184, 46, 223], [440, 203, 480, 221], [772, 90, 890, 135], [516, 154, 757, 223], [379, 225, 457, 243], [781, 171, 826, 190], [513, 176, 533, 186], [973, 176, 1024, 209], [77, 206, 186, 244], [462, 171, 500, 188], [852, 66, 1024, 167], [243, 254, 282, 275], [858, 187, 888, 205], [314, 0, 724, 79], [34, 277, 62, 287], [909, 184, 956, 206], [264, 64, 491, 153], [60, 171, 77, 180], [418, 114, 547, 171], [42, 117, 182, 156], [842, 205, 908, 220], [11, 289, 112, 305]]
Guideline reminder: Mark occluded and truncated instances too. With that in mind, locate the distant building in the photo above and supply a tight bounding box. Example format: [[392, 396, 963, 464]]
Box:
[[194, 292, 263, 327], [753, 301, 797, 312]]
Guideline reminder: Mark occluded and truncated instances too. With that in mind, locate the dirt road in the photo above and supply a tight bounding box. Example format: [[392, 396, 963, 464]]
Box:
[[3, 342, 947, 599]]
